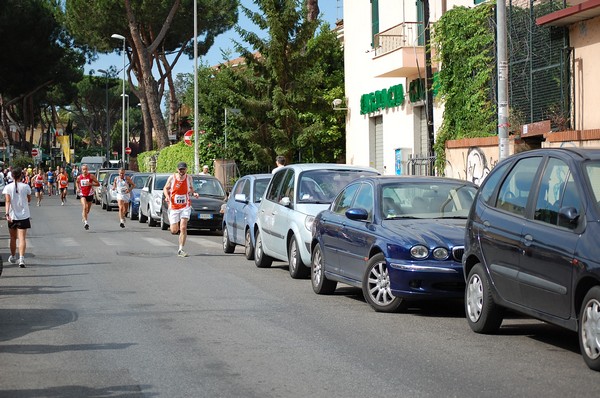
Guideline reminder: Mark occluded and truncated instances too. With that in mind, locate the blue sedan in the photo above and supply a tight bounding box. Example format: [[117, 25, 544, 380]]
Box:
[[223, 174, 272, 259], [310, 176, 478, 312], [128, 173, 151, 221]]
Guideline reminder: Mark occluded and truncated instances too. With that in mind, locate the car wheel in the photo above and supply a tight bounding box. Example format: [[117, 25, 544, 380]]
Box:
[[465, 263, 504, 333], [288, 236, 310, 279], [579, 286, 600, 370], [223, 226, 235, 253], [106, 202, 111, 211], [101, 196, 106, 209], [138, 208, 147, 223], [254, 230, 273, 268], [148, 211, 157, 227], [244, 228, 255, 260], [362, 253, 405, 312], [160, 213, 169, 230], [311, 243, 337, 294]]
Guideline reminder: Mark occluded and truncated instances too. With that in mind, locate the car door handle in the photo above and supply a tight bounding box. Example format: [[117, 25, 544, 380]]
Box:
[[483, 220, 491, 228], [523, 234, 533, 246]]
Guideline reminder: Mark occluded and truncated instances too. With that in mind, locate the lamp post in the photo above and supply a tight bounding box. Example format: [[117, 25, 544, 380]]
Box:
[[193, 0, 199, 174], [98, 69, 110, 161], [121, 94, 129, 164], [111, 33, 126, 168]]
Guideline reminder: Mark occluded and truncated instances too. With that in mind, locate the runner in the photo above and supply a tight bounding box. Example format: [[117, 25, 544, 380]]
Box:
[[58, 167, 69, 205], [112, 168, 135, 228], [3, 167, 32, 268], [33, 168, 45, 206], [163, 162, 200, 257], [76, 164, 100, 230], [46, 168, 55, 196], [54, 166, 60, 194]]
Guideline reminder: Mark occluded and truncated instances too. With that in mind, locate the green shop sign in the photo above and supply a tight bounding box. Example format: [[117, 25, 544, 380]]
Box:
[[360, 84, 404, 115]]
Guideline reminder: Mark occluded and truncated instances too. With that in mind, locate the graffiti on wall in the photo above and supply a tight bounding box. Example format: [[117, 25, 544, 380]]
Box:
[[465, 147, 498, 185]]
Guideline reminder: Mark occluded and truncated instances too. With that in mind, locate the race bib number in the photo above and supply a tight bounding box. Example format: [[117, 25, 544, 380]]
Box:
[[120, 187, 127, 194], [174, 194, 186, 205], [80, 179, 90, 187], [60, 180, 67, 187]]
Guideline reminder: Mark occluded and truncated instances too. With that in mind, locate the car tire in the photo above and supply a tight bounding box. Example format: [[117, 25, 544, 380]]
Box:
[[148, 212, 157, 227], [362, 253, 405, 313], [101, 196, 106, 209], [244, 228, 255, 260], [311, 243, 337, 294], [130, 208, 137, 221], [160, 213, 169, 230], [138, 209, 147, 223], [465, 263, 504, 333], [254, 229, 273, 268], [223, 226, 235, 253], [288, 236, 310, 279], [579, 286, 600, 370]]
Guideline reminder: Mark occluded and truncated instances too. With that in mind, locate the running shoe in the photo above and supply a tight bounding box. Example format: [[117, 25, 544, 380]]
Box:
[[84, 222, 89, 230], [177, 249, 189, 257], [120, 221, 125, 228], [8, 255, 16, 264], [18, 257, 25, 268]]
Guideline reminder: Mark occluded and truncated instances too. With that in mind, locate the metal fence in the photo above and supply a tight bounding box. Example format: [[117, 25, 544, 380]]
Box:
[[406, 154, 436, 176]]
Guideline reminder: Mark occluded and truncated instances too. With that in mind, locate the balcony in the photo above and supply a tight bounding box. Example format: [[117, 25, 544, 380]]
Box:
[[372, 22, 436, 78]]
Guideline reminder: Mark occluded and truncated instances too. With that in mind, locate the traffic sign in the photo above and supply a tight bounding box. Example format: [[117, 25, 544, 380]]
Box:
[[125, 147, 132, 155], [31, 148, 39, 157], [184, 130, 194, 146]]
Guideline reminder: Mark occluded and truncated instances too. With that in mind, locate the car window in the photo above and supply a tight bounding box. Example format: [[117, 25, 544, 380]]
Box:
[[253, 179, 270, 202], [297, 169, 377, 204], [133, 175, 148, 187], [241, 179, 250, 198], [155, 175, 169, 190], [353, 183, 374, 220], [280, 170, 295, 203], [479, 161, 510, 204], [233, 179, 246, 197], [556, 174, 582, 229], [265, 169, 288, 202], [194, 178, 225, 196], [585, 161, 600, 214], [332, 183, 360, 214], [495, 157, 542, 217], [534, 158, 569, 225]]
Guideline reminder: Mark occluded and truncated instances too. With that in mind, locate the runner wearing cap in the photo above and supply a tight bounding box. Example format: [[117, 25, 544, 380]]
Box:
[[163, 162, 200, 257]]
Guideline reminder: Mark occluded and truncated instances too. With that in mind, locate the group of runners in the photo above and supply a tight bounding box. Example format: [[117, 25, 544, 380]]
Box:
[[4, 162, 200, 268]]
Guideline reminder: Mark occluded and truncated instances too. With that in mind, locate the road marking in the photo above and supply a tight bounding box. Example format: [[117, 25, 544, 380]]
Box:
[[97, 236, 122, 246], [141, 237, 175, 247], [186, 236, 222, 249], [57, 237, 79, 247]]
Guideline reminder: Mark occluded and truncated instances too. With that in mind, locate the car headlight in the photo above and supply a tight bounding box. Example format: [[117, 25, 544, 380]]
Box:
[[410, 245, 429, 260], [154, 196, 162, 207], [305, 215, 315, 232], [432, 247, 449, 260]]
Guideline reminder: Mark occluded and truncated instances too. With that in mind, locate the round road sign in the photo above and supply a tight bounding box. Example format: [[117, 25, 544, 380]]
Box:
[[31, 148, 39, 157], [125, 147, 132, 155], [184, 130, 194, 146]]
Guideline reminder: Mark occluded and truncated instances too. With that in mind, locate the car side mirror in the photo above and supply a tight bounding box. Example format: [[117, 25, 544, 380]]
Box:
[[346, 208, 369, 221], [558, 206, 579, 225], [235, 193, 248, 203], [280, 197, 292, 207], [142, 186, 149, 192]]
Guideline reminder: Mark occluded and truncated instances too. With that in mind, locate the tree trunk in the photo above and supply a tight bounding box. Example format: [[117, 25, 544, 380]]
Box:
[[306, 0, 319, 22]]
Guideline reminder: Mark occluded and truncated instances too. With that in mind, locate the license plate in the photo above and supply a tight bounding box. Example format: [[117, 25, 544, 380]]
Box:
[[199, 214, 213, 220]]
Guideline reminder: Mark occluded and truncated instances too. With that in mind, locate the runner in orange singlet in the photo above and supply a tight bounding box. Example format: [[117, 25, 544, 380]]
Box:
[[33, 169, 45, 206], [163, 162, 200, 257], [76, 164, 100, 230], [58, 168, 69, 205]]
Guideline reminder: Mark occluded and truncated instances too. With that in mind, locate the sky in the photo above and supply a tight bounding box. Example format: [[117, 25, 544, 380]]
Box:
[[85, 1, 343, 78]]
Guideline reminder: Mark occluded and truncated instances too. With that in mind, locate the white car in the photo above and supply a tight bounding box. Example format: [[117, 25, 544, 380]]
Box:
[[254, 163, 379, 279], [139, 173, 171, 227]]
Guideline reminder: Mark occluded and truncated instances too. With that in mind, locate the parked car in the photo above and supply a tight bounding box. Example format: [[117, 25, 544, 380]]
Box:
[[463, 148, 600, 371], [128, 173, 151, 220], [0, 173, 5, 205], [99, 170, 134, 211], [222, 173, 272, 259], [160, 175, 227, 232], [139, 173, 171, 226], [254, 163, 379, 279], [94, 168, 114, 204], [311, 176, 478, 312]]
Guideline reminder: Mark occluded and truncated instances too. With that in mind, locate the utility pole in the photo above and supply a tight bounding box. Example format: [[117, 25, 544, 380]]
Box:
[[424, 0, 435, 174], [497, 0, 510, 160]]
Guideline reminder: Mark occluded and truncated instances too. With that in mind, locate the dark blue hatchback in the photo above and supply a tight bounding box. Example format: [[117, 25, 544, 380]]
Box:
[[310, 175, 478, 312], [463, 148, 600, 371]]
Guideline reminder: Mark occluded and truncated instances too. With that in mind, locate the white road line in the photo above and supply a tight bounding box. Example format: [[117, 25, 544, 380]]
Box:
[[141, 237, 175, 247], [57, 237, 79, 247], [97, 236, 122, 246], [186, 236, 222, 249]]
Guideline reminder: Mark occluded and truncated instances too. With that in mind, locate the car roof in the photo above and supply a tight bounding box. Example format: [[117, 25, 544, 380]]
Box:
[[511, 147, 600, 161], [360, 175, 479, 186], [277, 163, 379, 172]]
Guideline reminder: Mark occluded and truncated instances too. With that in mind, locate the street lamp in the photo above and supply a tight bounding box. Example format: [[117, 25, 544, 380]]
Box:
[[111, 33, 126, 168], [121, 94, 129, 164], [98, 69, 110, 161]]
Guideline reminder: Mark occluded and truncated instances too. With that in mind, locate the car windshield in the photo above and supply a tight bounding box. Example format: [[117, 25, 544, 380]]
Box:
[[253, 178, 270, 202], [193, 177, 225, 197], [132, 175, 149, 188], [585, 161, 600, 213], [155, 175, 169, 190], [381, 182, 477, 219], [298, 169, 377, 203]]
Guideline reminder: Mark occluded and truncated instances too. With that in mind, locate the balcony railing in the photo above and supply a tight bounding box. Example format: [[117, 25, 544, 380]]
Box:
[[373, 22, 427, 57]]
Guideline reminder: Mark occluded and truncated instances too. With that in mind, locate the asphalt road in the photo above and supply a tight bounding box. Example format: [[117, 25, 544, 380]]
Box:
[[1, 191, 599, 397]]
